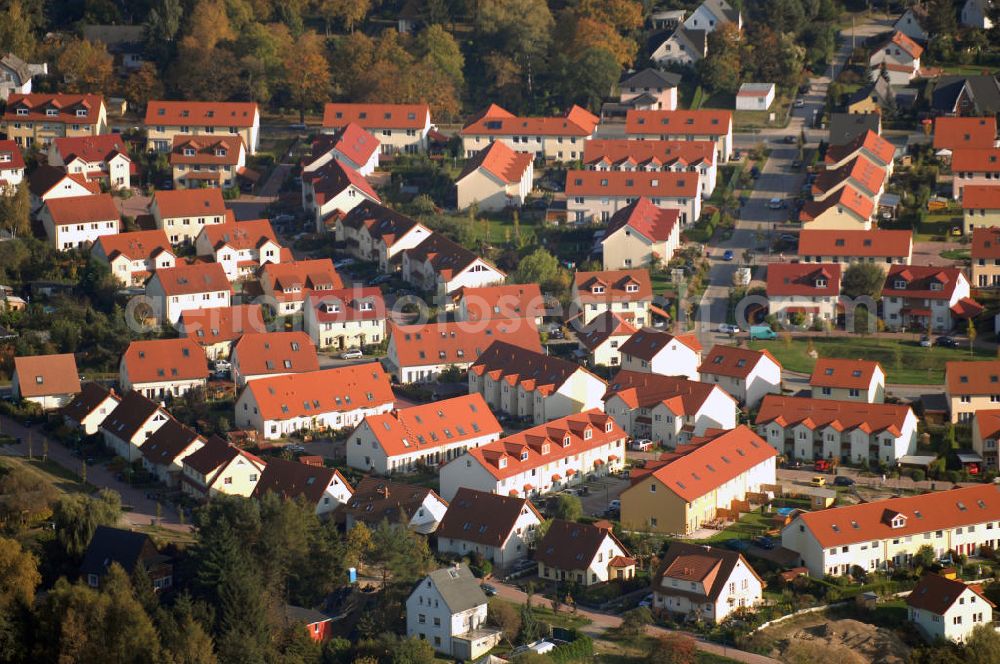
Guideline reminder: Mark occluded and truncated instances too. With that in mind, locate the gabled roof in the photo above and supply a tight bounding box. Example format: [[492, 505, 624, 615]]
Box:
[[312, 122, 380, 167], [0, 53, 32, 83], [812, 154, 886, 197], [620, 68, 682, 89], [766, 263, 841, 297], [4, 93, 104, 125], [53, 134, 131, 165], [963, 185, 1000, 210], [122, 338, 209, 384], [793, 483, 1000, 548], [182, 435, 264, 477], [307, 288, 386, 324], [933, 116, 997, 151], [100, 390, 165, 440], [809, 358, 883, 390], [242, 363, 393, 421], [139, 418, 203, 467], [45, 194, 120, 225], [604, 197, 681, 244], [906, 573, 994, 615], [603, 370, 723, 414], [179, 304, 267, 345], [389, 318, 541, 368], [583, 139, 715, 170], [94, 230, 173, 263], [419, 564, 488, 614], [975, 409, 1000, 440], [882, 265, 964, 300], [565, 170, 699, 199], [640, 426, 776, 502], [877, 30, 924, 58], [322, 103, 430, 130], [828, 113, 881, 147], [339, 200, 422, 247], [972, 226, 1000, 259], [169, 134, 245, 166], [145, 101, 258, 128], [151, 262, 231, 297], [29, 165, 101, 198], [653, 542, 762, 602], [470, 340, 604, 397], [0, 140, 25, 172], [14, 353, 80, 397], [62, 382, 120, 424], [457, 141, 533, 185], [618, 328, 702, 362], [153, 187, 227, 219], [457, 283, 545, 322], [233, 331, 318, 378], [626, 109, 731, 136], [461, 104, 598, 138], [253, 457, 353, 505], [404, 233, 504, 282], [946, 360, 1000, 395], [575, 311, 638, 351], [698, 345, 780, 379], [846, 78, 892, 109], [797, 229, 911, 258], [308, 158, 380, 206], [338, 476, 443, 526], [755, 394, 912, 436], [931, 75, 1000, 115], [263, 259, 343, 295], [951, 148, 1000, 173], [79, 526, 158, 580], [535, 519, 628, 570], [574, 269, 654, 304], [198, 219, 279, 253], [361, 394, 502, 458], [436, 488, 541, 547]]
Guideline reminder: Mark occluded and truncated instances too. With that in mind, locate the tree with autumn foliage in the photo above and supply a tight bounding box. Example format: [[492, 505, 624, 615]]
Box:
[[54, 38, 114, 93], [315, 0, 371, 34], [697, 23, 743, 95], [122, 62, 165, 112], [283, 31, 330, 122]]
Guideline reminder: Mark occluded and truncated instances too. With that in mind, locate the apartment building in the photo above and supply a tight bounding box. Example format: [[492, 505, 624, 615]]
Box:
[[625, 109, 733, 162], [145, 100, 260, 154], [797, 229, 912, 270], [145, 262, 232, 324], [39, 193, 119, 250], [1, 93, 108, 147], [572, 269, 653, 327], [881, 265, 977, 333], [322, 103, 431, 154], [150, 188, 228, 244], [565, 170, 701, 226], [460, 104, 598, 161], [303, 288, 387, 351]]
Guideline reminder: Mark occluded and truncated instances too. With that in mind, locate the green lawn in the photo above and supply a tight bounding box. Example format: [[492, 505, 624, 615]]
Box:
[[693, 510, 775, 544], [917, 211, 961, 242], [749, 335, 994, 384]]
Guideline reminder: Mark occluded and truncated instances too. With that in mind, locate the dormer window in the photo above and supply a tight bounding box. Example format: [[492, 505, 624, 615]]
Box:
[[183, 148, 195, 156], [893, 279, 907, 289], [215, 148, 227, 157], [605, 421, 613, 433], [592, 285, 604, 294], [583, 428, 593, 440], [563, 435, 571, 447], [325, 303, 340, 313], [519, 451, 528, 461], [541, 443, 549, 454], [625, 283, 638, 293], [498, 457, 507, 469], [815, 278, 827, 288], [892, 515, 906, 528], [930, 282, 942, 291], [359, 301, 373, 311], [75, 109, 87, 117], [15, 108, 27, 116]]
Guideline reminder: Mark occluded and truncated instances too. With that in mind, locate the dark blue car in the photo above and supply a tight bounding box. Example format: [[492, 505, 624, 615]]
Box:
[[722, 250, 734, 261]]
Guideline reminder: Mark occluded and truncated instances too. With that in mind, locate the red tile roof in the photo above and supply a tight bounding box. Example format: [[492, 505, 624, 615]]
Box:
[[0, 140, 25, 171], [604, 370, 722, 414], [462, 409, 625, 481], [457, 284, 545, 322], [797, 229, 911, 258], [951, 148, 1000, 173], [883, 265, 964, 300], [29, 165, 101, 198], [306, 288, 386, 324], [972, 227, 1000, 259], [975, 409, 1000, 440], [4, 93, 104, 124], [53, 134, 130, 165], [824, 130, 895, 167], [179, 304, 267, 345], [94, 230, 172, 262], [565, 170, 699, 199], [766, 263, 841, 297], [45, 194, 119, 225], [933, 116, 997, 150], [906, 573, 995, 615], [322, 103, 430, 130], [626, 109, 732, 136], [169, 134, 244, 166], [963, 185, 1000, 210], [619, 328, 702, 361], [14, 353, 80, 397], [535, 518, 628, 570], [755, 394, 911, 436], [574, 269, 653, 304], [144, 100, 258, 127], [794, 484, 1000, 548], [882, 30, 924, 58], [946, 360, 1000, 395], [404, 233, 504, 282], [436, 487, 541, 547], [457, 141, 533, 184], [198, 219, 279, 252], [339, 201, 423, 248], [243, 362, 393, 422], [643, 426, 776, 502], [361, 394, 502, 458], [470, 340, 604, 397], [813, 155, 886, 197], [583, 139, 716, 169], [390, 318, 541, 368], [151, 262, 231, 296], [308, 158, 380, 206], [262, 259, 343, 298], [233, 331, 318, 378], [653, 542, 763, 602], [153, 188, 227, 219], [122, 338, 209, 384], [575, 311, 638, 351], [253, 457, 353, 506], [312, 122, 379, 167], [809, 358, 883, 390], [461, 104, 599, 138], [605, 197, 680, 244], [698, 345, 781, 379]]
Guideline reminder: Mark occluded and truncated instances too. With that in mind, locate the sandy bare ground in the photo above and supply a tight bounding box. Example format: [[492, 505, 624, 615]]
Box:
[[754, 612, 910, 664]]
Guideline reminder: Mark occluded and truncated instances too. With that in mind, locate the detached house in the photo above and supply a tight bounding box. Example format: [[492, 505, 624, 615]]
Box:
[[304, 123, 380, 176], [253, 457, 354, 515], [346, 394, 503, 475], [145, 262, 232, 324], [437, 488, 542, 571], [601, 69, 681, 119], [894, 6, 929, 41], [150, 187, 228, 245], [92, 230, 175, 286], [62, 383, 120, 435], [0, 53, 46, 99], [303, 288, 387, 351], [99, 390, 171, 462], [406, 564, 501, 660], [797, 229, 912, 271], [387, 318, 541, 383], [12, 353, 81, 409], [971, 226, 1000, 287], [139, 418, 205, 487], [260, 259, 343, 316], [1, 93, 107, 147], [234, 363, 395, 440], [765, 263, 842, 323], [573, 269, 653, 327], [881, 265, 977, 333], [194, 219, 284, 281], [230, 331, 319, 387], [322, 103, 432, 154], [809, 358, 886, 403], [178, 304, 267, 360], [961, 0, 995, 29], [621, 426, 777, 536], [459, 104, 599, 161], [28, 165, 100, 211], [438, 409, 627, 501], [80, 526, 173, 591], [619, 328, 702, 380], [869, 31, 923, 85], [603, 370, 737, 447], [180, 435, 266, 499], [964, 186, 1000, 235], [402, 233, 506, 302], [698, 345, 782, 409], [468, 341, 608, 424], [169, 134, 246, 190], [652, 543, 764, 624], [908, 573, 995, 644], [303, 158, 380, 231], [953, 149, 1000, 201], [565, 170, 700, 226], [338, 477, 448, 533], [755, 394, 918, 464], [626, 109, 734, 163], [40, 194, 119, 250], [119, 337, 209, 401], [535, 519, 634, 586], [0, 139, 25, 193], [335, 201, 431, 271], [48, 134, 132, 190], [455, 140, 534, 212], [650, 25, 708, 66], [946, 360, 1000, 423], [583, 139, 717, 196], [145, 100, 260, 154], [575, 311, 638, 367], [601, 197, 681, 271]]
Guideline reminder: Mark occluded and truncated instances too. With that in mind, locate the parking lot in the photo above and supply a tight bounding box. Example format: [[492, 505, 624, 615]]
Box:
[[577, 475, 631, 517]]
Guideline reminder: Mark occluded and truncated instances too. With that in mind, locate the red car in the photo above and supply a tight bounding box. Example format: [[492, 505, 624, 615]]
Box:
[[814, 459, 831, 472]]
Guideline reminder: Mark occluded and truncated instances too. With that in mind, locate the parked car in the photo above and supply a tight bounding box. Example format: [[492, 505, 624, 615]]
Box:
[[790, 159, 803, 169], [724, 538, 750, 552], [919, 335, 932, 347], [834, 476, 855, 487], [631, 438, 653, 452], [722, 250, 734, 261], [480, 583, 497, 597], [340, 348, 363, 360], [638, 594, 653, 608], [608, 499, 621, 511], [936, 336, 960, 348], [794, 99, 805, 108], [754, 536, 776, 550], [767, 198, 787, 210], [333, 258, 355, 269], [783, 135, 796, 144], [810, 476, 827, 487], [718, 323, 740, 334], [750, 166, 761, 179], [814, 459, 831, 472]]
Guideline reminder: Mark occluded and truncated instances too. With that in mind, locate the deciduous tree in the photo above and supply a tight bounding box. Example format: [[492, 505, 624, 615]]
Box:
[[55, 38, 114, 93], [488, 599, 522, 644], [283, 30, 330, 123], [51, 489, 121, 557], [0, 0, 37, 59], [123, 62, 165, 112], [414, 24, 464, 91], [547, 494, 583, 521], [316, 0, 371, 34], [842, 263, 885, 299]]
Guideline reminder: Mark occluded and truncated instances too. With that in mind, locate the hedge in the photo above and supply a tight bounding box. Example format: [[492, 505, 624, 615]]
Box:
[[549, 635, 593, 664]]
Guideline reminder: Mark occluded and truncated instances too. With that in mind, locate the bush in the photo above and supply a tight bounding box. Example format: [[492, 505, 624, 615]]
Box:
[[549, 635, 593, 664], [911, 469, 926, 482]]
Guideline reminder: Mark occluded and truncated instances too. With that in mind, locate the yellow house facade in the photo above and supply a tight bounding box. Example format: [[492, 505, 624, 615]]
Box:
[[1, 93, 109, 147]]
